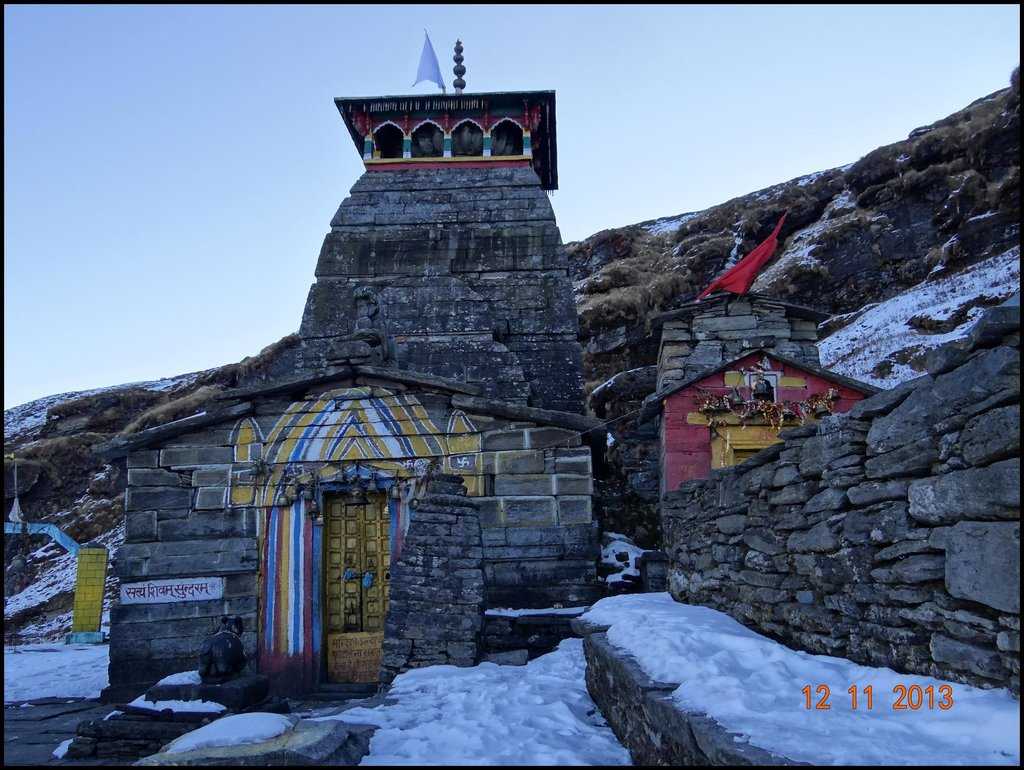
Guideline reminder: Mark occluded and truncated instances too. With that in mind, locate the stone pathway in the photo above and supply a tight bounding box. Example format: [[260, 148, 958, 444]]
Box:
[[4, 698, 110, 766]]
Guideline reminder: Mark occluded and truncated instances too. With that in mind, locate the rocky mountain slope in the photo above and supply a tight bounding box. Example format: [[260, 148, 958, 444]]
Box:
[[3, 335, 300, 642], [578, 69, 1019, 543], [4, 69, 1019, 641]]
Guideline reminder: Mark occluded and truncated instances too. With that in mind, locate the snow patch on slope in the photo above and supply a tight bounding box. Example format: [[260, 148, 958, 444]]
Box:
[[753, 194, 860, 290], [4, 371, 206, 441], [4, 523, 123, 633], [643, 211, 700, 236], [601, 533, 648, 586], [819, 247, 1020, 388]]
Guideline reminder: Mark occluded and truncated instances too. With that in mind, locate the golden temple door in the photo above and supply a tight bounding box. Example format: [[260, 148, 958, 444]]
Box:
[[324, 493, 391, 683]]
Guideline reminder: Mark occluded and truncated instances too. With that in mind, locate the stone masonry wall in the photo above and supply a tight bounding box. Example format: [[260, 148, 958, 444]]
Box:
[[474, 425, 601, 608], [108, 440, 260, 702], [656, 295, 822, 392], [381, 474, 484, 683], [661, 303, 1021, 694], [296, 166, 585, 414]]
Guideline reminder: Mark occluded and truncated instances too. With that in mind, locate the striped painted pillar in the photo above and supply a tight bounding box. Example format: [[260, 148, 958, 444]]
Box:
[[362, 136, 373, 160], [443, 132, 453, 158], [523, 130, 533, 158], [402, 135, 412, 159], [482, 131, 492, 157]]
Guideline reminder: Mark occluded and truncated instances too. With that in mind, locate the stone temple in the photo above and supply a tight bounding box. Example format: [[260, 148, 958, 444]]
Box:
[[286, 89, 584, 413], [100, 79, 603, 699]]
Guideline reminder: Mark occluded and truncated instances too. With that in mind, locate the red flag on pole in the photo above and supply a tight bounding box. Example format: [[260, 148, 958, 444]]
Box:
[[697, 212, 788, 300]]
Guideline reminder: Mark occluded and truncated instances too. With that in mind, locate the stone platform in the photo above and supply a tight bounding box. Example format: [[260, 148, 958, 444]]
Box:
[[65, 674, 286, 762], [136, 717, 375, 766], [3, 698, 109, 766], [144, 673, 270, 711]]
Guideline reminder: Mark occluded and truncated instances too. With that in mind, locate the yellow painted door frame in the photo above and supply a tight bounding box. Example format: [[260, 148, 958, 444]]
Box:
[[710, 424, 784, 469]]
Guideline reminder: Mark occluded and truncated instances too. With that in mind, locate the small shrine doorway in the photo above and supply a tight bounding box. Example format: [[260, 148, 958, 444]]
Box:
[[323, 491, 392, 683]]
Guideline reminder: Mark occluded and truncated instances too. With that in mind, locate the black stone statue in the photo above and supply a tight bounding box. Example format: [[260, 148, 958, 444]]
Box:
[[198, 616, 247, 684]]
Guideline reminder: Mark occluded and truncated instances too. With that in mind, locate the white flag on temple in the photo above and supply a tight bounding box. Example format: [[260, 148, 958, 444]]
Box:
[[412, 30, 446, 92]]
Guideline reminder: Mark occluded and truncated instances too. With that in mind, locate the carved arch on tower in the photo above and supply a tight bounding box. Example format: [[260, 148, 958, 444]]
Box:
[[451, 119, 484, 157], [372, 122, 404, 159], [410, 120, 444, 158], [490, 118, 525, 156]]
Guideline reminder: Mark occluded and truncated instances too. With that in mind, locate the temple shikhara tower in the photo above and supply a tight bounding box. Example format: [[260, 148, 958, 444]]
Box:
[[291, 82, 583, 413], [101, 42, 601, 700]]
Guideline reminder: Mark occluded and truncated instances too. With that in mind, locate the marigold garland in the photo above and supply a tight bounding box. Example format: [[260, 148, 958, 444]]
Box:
[[697, 387, 839, 432]]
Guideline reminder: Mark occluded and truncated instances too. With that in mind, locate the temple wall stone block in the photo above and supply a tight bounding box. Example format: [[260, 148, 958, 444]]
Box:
[[291, 167, 585, 414]]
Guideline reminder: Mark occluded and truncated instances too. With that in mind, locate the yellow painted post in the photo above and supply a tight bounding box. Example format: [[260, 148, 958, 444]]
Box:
[[70, 547, 108, 634]]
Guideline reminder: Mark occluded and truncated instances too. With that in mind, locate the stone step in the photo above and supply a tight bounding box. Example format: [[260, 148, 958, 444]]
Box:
[[313, 683, 379, 697]]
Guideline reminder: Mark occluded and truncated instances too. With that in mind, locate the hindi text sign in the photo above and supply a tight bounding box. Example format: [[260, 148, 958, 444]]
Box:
[[120, 576, 224, 605]]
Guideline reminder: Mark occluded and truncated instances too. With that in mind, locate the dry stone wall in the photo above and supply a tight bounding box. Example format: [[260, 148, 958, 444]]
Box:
[[655, 294, 823, 392], [381, 475, 484, 682], [662, 303, 1021, 694]]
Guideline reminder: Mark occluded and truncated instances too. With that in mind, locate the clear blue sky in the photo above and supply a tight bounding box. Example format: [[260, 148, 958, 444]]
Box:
[[4, 5, 1019, 408]]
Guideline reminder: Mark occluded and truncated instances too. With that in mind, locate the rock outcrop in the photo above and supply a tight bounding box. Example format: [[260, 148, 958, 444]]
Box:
[[577, 68, 1019, 542]]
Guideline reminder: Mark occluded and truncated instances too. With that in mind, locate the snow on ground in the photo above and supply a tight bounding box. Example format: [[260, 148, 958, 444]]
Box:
[[581, 594, 1020, 766], [52, 738, 73, 759], [319, 638, 630, 765], [3, 643, 109, 703], [128, 695, 226, 714], [164, 713, 294, 754], [820, 247, 1021, 388]]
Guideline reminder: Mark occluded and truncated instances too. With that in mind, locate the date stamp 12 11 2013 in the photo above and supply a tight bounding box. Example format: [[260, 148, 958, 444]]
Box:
[[802, 684, 955, 711]]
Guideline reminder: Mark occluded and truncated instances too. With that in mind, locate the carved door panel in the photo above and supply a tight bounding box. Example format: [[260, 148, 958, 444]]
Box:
[[324, 493, 390, 683]]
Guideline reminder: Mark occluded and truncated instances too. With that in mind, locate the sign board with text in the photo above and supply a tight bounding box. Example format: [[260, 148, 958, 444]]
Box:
[[120, 576, 225, 605]]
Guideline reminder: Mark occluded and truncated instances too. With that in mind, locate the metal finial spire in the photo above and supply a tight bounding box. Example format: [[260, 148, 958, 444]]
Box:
[[453, 39, 466, 94]]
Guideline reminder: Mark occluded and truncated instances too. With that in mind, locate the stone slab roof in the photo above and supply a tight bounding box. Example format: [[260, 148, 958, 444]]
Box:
[[650, 292, 831, 327], [96, 365, 601, 460]]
